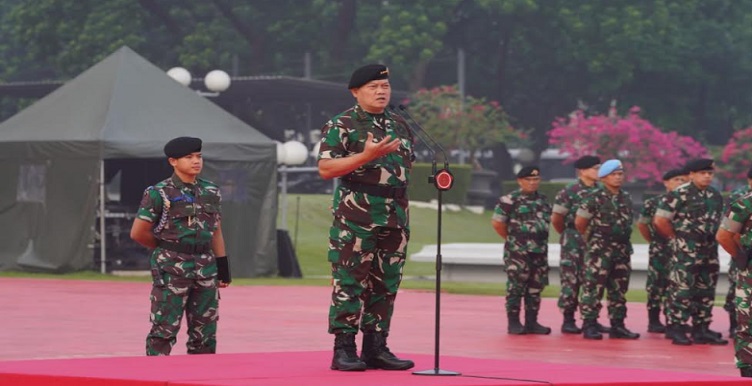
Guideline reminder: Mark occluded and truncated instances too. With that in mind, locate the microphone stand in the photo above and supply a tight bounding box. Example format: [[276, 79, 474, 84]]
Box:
[[390, 105, 460, 377]]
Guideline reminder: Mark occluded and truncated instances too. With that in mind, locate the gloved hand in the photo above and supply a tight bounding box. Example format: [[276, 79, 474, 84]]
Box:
[[216, 256, 232, 286]]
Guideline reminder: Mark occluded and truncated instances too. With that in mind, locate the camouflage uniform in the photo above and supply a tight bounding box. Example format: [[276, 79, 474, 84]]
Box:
[[493, 189, 552, 314], [137, 174, 222, 356], [726, 186, 750, 316], [318, 104, 414, 335], [655, 182, 723, 327], [552, 180, 599, 314], [639, 194, 671, 314], [577, 187, 634, 321], [721, 191, 752, 370]]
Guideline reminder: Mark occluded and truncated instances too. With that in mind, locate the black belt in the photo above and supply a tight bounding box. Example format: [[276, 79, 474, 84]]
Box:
[[157, 240, 211, 254], [341, 180, 407, 199]]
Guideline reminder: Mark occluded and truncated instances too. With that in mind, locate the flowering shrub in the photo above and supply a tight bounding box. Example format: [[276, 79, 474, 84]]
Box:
[[719, 127, 752, 182], [405, 85, 527, 165], [548, 104, 707, 185]]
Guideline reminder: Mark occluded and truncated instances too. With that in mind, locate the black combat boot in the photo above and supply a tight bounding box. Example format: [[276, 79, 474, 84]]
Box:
[[561, 311, 582, 334], [741, 367, 752, 377], [730, 309, 738, 338], [360, 331, 414, 370], [331, 333, 367, 371], [524, 310, 552, 335], [507, 311, 526, 335], [609, 319, 640, 339], [582, 319, 603, 340], [595, 319, 611, 333], [647, 309, 666, 333], [691, 324, 728, 345], [668, 324, 692, 346]]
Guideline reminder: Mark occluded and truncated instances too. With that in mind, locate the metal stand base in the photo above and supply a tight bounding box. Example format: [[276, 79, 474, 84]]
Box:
[[413, 368, 461, 376]]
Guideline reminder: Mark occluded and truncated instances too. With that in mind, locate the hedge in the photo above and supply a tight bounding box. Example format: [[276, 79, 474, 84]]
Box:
[[408, 163, 472, 204]]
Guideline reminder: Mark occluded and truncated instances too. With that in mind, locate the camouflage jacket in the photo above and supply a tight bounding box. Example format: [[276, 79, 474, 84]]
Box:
[[577, 187, 634, 246], [137, 174, 222, 278], [318, 104, 414, 228], [726, 185, 752, 214], [552, 179, 599, 230], [492, 189, 551, 253], [655, 182, 723, 242], [638, 194, 665, 242], [721, 191, 752, 249]]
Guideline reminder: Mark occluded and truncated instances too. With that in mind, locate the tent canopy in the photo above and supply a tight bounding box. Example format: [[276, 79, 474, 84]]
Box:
[[0, 46, 278, 277]]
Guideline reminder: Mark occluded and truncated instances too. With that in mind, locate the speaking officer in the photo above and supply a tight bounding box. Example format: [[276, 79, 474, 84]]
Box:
[[717, 190, 752, 377], [492, 166, 553, 335], [317, 64, 415, 371], [654, 158, 727, 345], [637, 168, 688, 333], [551, 155, 604, 334], [575, 159, 640, 340], [130, 136, 231, 356]]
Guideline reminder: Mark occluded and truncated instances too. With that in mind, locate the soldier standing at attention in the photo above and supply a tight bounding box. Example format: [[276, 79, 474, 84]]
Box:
[[551, 155, 605, 334], [575, 159, 640, 340], [654, 158, 727, 346], [318, 64, 415, 372], [492, 166, 553, 335], [637, 168, 688, 333], [723, 167, 752, 338], [130, 136, 231, 356], [717, 190, 752, 377]]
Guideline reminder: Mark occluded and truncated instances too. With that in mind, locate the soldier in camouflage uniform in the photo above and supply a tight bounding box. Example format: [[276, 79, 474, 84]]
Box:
[[717, 190, 752, 377], [130, 137, 231, 356], [654, 158, 727, 345], [552, 155, 604, 334], [575, 159, 640, 340], [492, 166, 552, 335], [637, 168, 688, 333], [317, 64, 415, 372], [723, 167, 752, 338]]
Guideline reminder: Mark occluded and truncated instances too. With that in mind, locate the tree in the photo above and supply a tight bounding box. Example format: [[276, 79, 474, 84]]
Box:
[[406, 85, 526, 168], [548, 103, 707, 185], [718, 127, 752, 184]]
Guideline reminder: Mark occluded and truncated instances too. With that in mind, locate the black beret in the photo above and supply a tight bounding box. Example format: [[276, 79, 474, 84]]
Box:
[[517, 166, 541, 178], [684, 158, 715, 173], [348, 64, 389, 89], [164, 136, 202, 159], [573, 155, 601, 170], [662, 168, 687, 181], [746, 166, 752, 179]]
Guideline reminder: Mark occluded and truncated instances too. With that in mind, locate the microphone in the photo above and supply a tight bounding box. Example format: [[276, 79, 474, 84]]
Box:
[[388, 104, 448, 168]]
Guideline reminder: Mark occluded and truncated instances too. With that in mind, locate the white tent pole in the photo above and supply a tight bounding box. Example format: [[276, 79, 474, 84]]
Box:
[[99, 160, 106, 274]]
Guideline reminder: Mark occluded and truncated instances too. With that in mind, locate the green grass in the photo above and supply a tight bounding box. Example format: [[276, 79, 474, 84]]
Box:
[[2, 193, 659, 299]]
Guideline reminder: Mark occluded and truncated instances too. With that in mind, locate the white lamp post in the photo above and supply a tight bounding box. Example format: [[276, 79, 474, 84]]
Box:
[[278, 140, 309, 229], [167, 67, 231, 97]]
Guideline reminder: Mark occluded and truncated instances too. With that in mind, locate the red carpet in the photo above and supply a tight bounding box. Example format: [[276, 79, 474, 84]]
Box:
[[0, 278, 747, 385], [0, 351, 747, 386]]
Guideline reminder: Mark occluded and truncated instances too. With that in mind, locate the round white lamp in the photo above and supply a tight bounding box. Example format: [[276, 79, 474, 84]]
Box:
[[166, 67, 192, 87], [204, 70, 231, 92], [276, 142, 288, 165], [282, 141, 308, 166]]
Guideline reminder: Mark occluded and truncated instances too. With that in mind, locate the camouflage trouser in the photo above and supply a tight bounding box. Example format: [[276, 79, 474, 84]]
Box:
[[646, 241, 671, 312], [146, 274, 219, 356], [666, 238, 719, 326], [726, 261, 738, 313], [504, 248, 549, 313], [579, 240, 632, 321], [735, 267, 752, 369], [557, 229, 585, 314], [327, 217, 408, 335]]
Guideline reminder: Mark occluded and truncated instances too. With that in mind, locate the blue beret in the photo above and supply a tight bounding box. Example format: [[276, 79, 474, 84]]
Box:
[[348, 64, 389, 89], [164, 136, 202, 158], [598, 159, 623, 178]]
